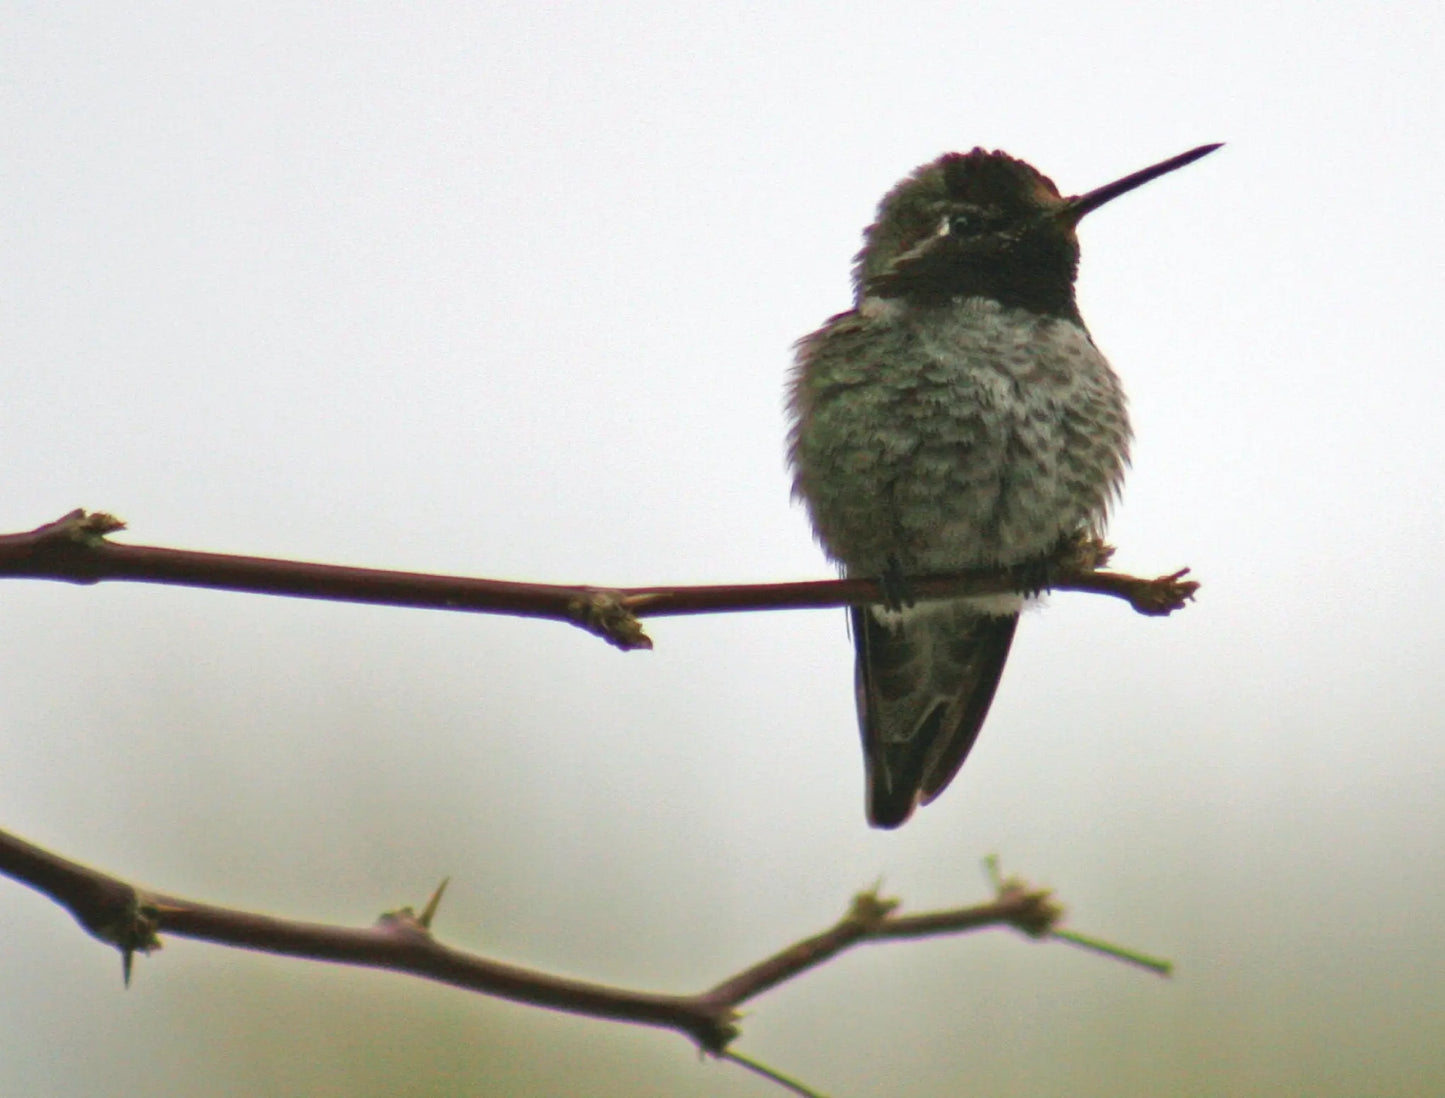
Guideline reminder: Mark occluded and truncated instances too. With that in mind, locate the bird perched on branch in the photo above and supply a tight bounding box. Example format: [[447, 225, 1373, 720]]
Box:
[[788, 143, 1220, 827]]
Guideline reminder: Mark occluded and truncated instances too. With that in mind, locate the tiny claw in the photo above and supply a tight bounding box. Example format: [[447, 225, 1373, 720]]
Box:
[[1012, 556, 1054, 598], [877, 557, 913, 611]]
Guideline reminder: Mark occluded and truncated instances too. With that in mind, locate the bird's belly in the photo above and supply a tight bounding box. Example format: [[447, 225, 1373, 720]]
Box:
[[803, 305, 1130, 575]]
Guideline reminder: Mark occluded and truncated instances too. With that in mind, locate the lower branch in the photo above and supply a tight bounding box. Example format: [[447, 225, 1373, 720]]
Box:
[[0, 824, 1162, 1057], [0, 510, 1199, 650]]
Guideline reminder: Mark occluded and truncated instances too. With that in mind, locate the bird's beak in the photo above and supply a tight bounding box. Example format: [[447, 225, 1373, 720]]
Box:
[[1059, 143, 1223, 226]]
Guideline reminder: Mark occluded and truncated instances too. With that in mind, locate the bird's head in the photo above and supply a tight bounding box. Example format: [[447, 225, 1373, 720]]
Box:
[[855, 144, 1221, 321]]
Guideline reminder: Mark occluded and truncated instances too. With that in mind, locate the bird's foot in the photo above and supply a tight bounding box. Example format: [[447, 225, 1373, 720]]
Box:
[[1011, 556, 1054, 599], [1055, 531, 1115, 573], [1014, 534, 1114, 597], [878, 556, 915, 611]]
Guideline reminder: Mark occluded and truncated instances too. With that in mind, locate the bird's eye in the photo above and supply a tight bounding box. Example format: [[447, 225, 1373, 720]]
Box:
[[947, 212, 971, 235]]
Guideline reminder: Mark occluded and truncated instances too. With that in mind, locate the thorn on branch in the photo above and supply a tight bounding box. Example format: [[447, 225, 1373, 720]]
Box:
[[378, 878, 451, 939], [419, 877, 449, 929]]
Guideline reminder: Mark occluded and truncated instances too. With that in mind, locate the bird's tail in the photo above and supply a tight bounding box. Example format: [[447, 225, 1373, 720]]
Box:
[[853, 601, 1019, 828]]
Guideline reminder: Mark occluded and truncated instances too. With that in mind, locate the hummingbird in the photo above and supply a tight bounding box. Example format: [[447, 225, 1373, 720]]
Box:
[[788, 143, 1219, 828]]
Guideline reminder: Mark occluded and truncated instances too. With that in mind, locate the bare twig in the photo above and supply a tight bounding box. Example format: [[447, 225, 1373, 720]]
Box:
[[0, 825, 1159, 1058], [722, 1049, 832, 1098], [0, 510, 1198, 650], [1052, 928, 1173, 976]]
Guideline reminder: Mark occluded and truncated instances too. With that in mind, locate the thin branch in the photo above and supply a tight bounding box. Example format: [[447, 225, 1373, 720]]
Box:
[[0, 824, 1162, 1057], [0, 510, 1198, 650], [0, 824, 731, 1047], [1052, 928, 1173, 976], [721, 1049, 832, 1098]]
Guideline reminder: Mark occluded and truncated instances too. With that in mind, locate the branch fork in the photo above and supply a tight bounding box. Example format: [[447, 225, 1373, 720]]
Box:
[[0, 820, 1165, 1060]]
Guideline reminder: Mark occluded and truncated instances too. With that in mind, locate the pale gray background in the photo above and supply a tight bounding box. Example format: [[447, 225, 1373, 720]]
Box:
[[3, 4, 1443, 1096]]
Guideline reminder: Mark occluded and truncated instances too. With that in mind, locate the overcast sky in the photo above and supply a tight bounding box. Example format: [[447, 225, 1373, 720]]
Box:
[[4, 5, 1443, 1095]]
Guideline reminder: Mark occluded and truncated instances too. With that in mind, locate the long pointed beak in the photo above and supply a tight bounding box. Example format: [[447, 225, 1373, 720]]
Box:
[[1060, 143, 1223, 225]]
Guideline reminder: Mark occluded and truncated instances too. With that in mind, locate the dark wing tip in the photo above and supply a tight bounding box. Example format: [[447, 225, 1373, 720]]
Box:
[[866, 784, 918, 829], [917, 613, 1019, 804], [855, 607, 1020, 829]]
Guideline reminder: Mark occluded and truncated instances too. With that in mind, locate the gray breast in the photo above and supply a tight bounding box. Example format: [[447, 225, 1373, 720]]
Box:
[[789, 296, 1131, 575]]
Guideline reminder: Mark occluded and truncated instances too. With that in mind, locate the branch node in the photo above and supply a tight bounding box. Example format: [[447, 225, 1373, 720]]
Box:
[[88, 891, 164, 987], [1000, 882, 1064, 939], [1130, 567, 1199, 615], [844, 886, 900, 930], [45, 508, 128, 545], [697, 1011, 744, 1055], [569, 589, 654, 650], [986, 858, 1064, 939]]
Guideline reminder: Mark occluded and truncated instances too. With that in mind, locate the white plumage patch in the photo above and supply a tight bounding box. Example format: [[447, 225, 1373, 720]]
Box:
[[871, 592, 1024, 629]]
